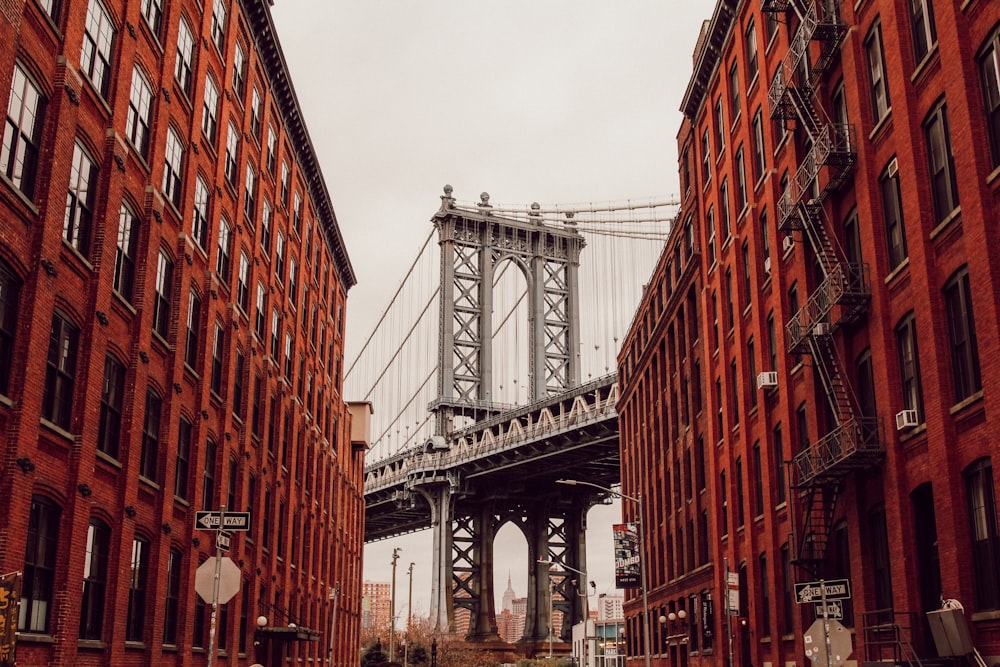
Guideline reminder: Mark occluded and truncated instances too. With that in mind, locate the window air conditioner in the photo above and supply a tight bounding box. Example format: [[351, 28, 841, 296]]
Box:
[[887, 157, 899, 178], [812, 323, 830, 336], [783, 236, 795, 253], [895, 409, 918, 430], [763, 257, 772, 274], [757, 371, 778, 390]]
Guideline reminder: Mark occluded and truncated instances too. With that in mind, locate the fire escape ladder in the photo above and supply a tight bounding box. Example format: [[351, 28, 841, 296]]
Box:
[[808, 333, 856, 428], [792, 480, 840, 573]]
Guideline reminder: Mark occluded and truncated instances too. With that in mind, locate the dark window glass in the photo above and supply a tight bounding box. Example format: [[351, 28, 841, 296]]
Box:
[[79, 519, 111, 639], [203, 438, 217, 510], [20, 496, 60, 632], [153, 250, 173, 339], [126, 535, 150, 641], [175, 417, 192, 499], [909, 0, 936, 63], [896, 312, 925, 421], [0, 262, 21, 395], [113, 204, 139, 302], [980, 29, 1000, 169], [43, 311, 78, 429], [163, 548, 182, 644], [880, 161, 907, 269], [924, 100, 960, 222], [63, 143, 98, 257], [141, 389, 162, 481], [944, 267, 982, 402], [97, 354, 126, 458], [185, 290, 202, 369], [865, 21, 891, 121], [966, 458, 1000, 610], [868, 504, 894, 614]]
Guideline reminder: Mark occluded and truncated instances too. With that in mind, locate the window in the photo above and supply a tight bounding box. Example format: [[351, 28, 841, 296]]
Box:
[[924, 100, 959, 222], [140, 0, 162, 37], [734, 146, 747, 211], [707, 206, 716, 266], [193, 176, 210, 249], [174, 19, 194, 96], [250, 87, 262, 138], [730, 358, 739, 427], [281, 162, 291, 205], [216, 217, 232, 281], [175, 417, 191, 500], [97, 354, 125, 458], [980, 29, 1000, 170], [856, 349, 878, 421], [720, 178, 731, 239], [0, 261, 20, 395], [944, 267, 982, 401], [126, 535, 150, 642], [126, 67, 153, 157], [866, 21, 891, 122], [284, 332, 293, 379], [210, 0, 226, 51], [747, 337, 757, 411], [81, 0, 114, 97], [237, 251, 250, 312], [896, 312, 924, 422], [162, 127, 184, 208], [701, 130, 711, 182], [880, 160, 907, 269], [233, 350, 245, 418], [261, 199, 272, 255], [759, 552, 770, 637], [909, 0, 936, 63], [79, 518, 111, 639], [185, 290, 201, 369], [244, 161, 256, 220], [725, 268, 734, 330], [202, 75, 220, 144], [140, 389, 161, 480], [745, 21, 758, 82], [255, 282, 267, 339], [43, 310, 78, 429], [111, 204, 140, 302], [773, 424, 786, 504], [20, 496, 60, 632], [741, 241, 752, 309], [203, 438, 217, 510], [720, 469, 728, 536], [271, 309, 280, 359], [715, 97, 725, 154], [760, 208, 770, 261], [163, 548, 182, 645], [966, 458, 1000, 610], [751, 109, 766, 183], [289, 258, 298, 305], [275, 232, 286, 281], [63, 142, 98, 258], [753, 441, 764, 516], [2, 63, 47, 200], [729, 61, 740, 119], [211, 323, 225, 395], [869, 504, 894, 613], [232, 42, 246, 98], [781, 543, 794, 633], [219, 123, 239, 188], [153, 250, 173, 339], [252, 375, 264, 438]]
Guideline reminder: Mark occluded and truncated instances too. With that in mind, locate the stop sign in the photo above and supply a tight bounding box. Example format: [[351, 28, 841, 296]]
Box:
[[195, 556, 242, 604], [803, 619, 853, 667]]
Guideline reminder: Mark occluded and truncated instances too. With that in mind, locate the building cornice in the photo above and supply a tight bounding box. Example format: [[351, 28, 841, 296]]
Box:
[[680, 0, 738, 120], [239, 0, 358, 290]]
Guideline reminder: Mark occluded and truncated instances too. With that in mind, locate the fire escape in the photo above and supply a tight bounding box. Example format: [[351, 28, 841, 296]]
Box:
[[762, 0, 883, 575]]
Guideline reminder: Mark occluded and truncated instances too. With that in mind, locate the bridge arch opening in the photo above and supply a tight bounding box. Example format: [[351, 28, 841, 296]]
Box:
[[491, 256, 530, 406], [493, 520, 530, 636]]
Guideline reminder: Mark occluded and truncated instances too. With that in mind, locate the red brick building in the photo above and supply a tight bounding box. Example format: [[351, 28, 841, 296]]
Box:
[[618, 1, 1000, 667], [0, 0, 365, 664]]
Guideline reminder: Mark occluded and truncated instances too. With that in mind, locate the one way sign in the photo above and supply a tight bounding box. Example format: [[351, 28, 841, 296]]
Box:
[[795, 579, 851, 604], [196, 511, 251, 531]]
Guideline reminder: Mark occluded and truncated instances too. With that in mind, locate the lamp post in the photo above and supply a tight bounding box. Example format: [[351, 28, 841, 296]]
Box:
[[557, 480, 651, 667], [390, 547, 401, 662], [406, 562, 414, 667], [538, 559, 594, 667]]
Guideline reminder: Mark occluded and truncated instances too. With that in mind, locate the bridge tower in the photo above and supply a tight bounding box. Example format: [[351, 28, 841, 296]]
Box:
[[420, 186, 590, 644]]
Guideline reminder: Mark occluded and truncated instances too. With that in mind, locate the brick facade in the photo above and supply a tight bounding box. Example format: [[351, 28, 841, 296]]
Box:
[[0, 0, 365, 664], [618, 1, 1000, 666]]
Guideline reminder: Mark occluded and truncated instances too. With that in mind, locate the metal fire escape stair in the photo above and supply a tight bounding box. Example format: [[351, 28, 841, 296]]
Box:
[[764, 0, 883, 572]]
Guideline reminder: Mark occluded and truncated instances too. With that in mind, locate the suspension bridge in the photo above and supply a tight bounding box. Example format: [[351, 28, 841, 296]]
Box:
[[348, 185, 677, 653]]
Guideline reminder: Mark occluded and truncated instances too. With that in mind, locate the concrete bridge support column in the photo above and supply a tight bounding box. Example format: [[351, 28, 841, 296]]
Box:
[[420, 484, 454, 633]]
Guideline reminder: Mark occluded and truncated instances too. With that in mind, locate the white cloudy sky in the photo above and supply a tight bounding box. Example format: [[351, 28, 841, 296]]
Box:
[[269, 0, 717, 616]]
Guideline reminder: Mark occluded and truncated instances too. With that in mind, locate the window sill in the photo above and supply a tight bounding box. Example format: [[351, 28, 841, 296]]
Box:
[[40, 417, 75, 443], [868, 109, 893, 144], [899, 422, 928, 444], [96, 449, 122, 469], [910, 42, 940, 87], [971, 609, 1000, 621], [18, 632, 55, 644], [884, 257, 910, 287], [125, 640, 146, 650], [929, 206, 962, 241], [949, 390, 984, 417]]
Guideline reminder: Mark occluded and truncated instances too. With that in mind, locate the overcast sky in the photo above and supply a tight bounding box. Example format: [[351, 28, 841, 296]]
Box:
[[270, 0, 717, 618]]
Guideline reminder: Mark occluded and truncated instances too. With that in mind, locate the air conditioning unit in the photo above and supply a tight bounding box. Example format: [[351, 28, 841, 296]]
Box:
[[763, 257, 772, 274], [895, 409, 918, 430], [783, 236, 795, 253], [757, 371, 778, 390], [887, 157, 899, 178], [812, 323, 830, 336]]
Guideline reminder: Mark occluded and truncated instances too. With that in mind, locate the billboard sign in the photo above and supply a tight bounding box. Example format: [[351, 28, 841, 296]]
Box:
[[613, 523, 641, 589]]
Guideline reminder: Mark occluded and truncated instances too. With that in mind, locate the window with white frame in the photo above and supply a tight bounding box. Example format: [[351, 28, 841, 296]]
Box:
[[909, 0, 936, 64], [210, 0, 226, 51], [81, 0, 115, 97], [153, 249, 173, 339], [2, 63, 47, 200], [865, 21, 891, 122], [923, 99, 959, 222], [193, 176, 210, 250], [63, 142, 98, 258], [233, 41, 246, 99], [126, 66, 153, 157], [162, 127, 184, 208], [980, 28, 1000, 170], [174, 18, 194, 96], [202, 75, 220, 144], [244, 161, 256, 222], [237, 251, 250, 312], [140, 0, 163, 38], [250, 87, 262, 139], [216, 216, 232, 281], [113, 204, 139, 302]]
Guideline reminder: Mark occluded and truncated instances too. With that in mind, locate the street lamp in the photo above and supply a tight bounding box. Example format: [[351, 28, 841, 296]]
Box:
[[557, 479, 651, 667], [538, 559, 595, 667], [390, 548, 401, 662]]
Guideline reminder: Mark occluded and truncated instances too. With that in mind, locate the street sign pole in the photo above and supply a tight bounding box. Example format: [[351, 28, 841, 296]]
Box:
[[726, 558, 735, 667], [821, 579, 833, 667], [207, 505, 227, 667]]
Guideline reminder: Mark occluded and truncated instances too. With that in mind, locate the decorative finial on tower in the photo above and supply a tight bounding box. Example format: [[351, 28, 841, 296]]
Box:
[[439, 184, 456, 211], [478, 191, 493, 211], [529, 202, 542, 223]]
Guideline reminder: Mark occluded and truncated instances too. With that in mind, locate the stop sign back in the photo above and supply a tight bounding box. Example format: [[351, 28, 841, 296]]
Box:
[[803, 619, 853, 667], [195, 556, 242, 604]]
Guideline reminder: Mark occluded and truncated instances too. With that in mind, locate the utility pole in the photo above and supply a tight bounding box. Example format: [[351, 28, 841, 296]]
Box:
[[407, 562, 414, 667], [390, 548, 401, 662]]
